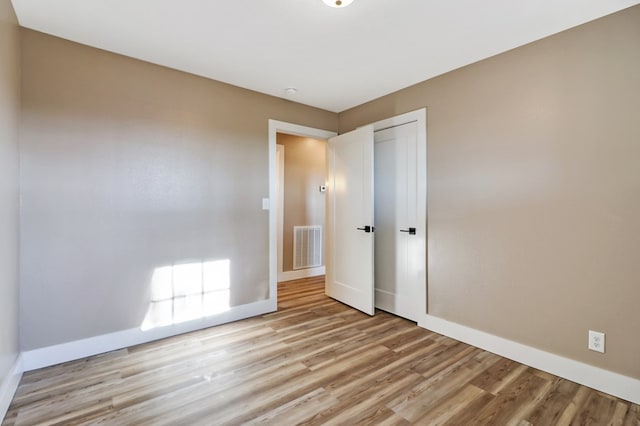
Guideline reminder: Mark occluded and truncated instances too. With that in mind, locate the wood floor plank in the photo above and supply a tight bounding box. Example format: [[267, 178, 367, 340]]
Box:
[[412, 383, 488, 425], [571, 391, 627, 426], [325, 340, 440, 400], [624, 403, 640, 425], [210, 346, 395, 425], [243, 387, 340, 425], [525, 378, 581, 425], [321, 370, 425, 425], [557, 385, 595, 426], [470, 356, 523, 394], [472, 369, 553, 425], [366, 410, 413, 426], [442, 389, 496, 425], [610, 401, 631, 425], [390, 350, 499, 422], [3, 276, 638, 425], [9, 370, 122, 409]]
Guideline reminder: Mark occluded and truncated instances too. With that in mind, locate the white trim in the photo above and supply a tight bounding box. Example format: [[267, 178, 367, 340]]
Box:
[[371, 109, 425, 133], [268, 120, 336, 305], [22, 299, 275, 372], [419, 314, 640, 405], [279, 266, 326, 282], [0, 354, 22, 422], [276, 144, 285, 281]]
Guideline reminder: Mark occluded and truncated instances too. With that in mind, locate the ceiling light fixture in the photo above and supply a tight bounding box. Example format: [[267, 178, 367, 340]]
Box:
[[322, 0, 354, 8]]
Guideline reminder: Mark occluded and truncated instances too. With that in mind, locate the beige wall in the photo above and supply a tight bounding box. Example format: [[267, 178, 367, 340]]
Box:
[[0, 0, 20, 387], [340, 5, 640, 379], [277, 134, 327, 272], [19, 29, 337, 351]]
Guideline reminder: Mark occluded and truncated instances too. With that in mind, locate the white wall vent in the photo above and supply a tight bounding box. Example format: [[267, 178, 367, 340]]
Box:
[[293, 225, 322, 270]]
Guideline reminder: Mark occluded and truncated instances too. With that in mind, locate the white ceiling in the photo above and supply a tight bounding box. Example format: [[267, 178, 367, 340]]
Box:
[[11, 0, 640, 112]]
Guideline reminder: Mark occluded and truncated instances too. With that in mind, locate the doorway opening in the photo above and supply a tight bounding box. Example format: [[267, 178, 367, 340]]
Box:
[[276, 133, 328, 282], [268, 110, 426, 320], [267, 121, 337, 305]]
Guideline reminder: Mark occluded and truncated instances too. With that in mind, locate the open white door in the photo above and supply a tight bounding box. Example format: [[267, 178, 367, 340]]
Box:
[[326, 125, 375, 315]]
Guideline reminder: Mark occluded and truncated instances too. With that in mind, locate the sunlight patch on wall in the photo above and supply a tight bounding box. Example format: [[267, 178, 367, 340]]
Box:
[[141, 259, 231, 331]]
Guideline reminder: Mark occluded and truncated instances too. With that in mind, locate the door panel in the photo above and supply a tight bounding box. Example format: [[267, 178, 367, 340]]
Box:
[[374, 122, 419, 321], [326, 125, 375, 315]]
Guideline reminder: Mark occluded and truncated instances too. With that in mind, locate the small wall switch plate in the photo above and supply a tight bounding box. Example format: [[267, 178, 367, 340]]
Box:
[[588, 330, 605, 353], [319, 185, 327, 192], [262, 198, 270, 210]]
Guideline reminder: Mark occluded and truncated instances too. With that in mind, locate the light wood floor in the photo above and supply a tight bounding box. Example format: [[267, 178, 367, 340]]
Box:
[[3, 276, 639, 425]]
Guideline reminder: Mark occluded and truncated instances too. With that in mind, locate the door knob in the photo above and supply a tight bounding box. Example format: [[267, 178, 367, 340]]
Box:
[[400, 227, 416, 235], [357, 225, 374, 233]]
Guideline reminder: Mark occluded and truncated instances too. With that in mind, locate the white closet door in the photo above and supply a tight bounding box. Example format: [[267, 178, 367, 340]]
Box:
[[326, 125, 375, 315], [374, 121, 420, 321]]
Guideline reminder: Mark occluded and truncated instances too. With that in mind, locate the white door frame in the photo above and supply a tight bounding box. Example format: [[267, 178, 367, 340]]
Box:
[[268, 120, 337, 304], [370, 108, 428, 317], [268, 110, 426, 316], [276, 144, 285, 281]]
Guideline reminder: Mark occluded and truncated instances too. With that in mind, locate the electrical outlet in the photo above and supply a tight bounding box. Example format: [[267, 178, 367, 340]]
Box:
[[588, 330, 605, 353]]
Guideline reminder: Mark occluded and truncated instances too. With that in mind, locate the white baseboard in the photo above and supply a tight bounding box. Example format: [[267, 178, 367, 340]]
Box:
[[278, 266, 325, 282], [22, 298, 276, 372], [419, 314, 640, 405], [0, 354, 23, 422]]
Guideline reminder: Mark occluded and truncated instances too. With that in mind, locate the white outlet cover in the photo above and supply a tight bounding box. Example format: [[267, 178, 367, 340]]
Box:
[[588, 330, 605, 353]]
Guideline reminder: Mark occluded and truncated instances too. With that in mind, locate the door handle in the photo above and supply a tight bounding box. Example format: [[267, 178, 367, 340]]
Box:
[[400, 227, 416, 235], [357, 225, 374, 233]]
